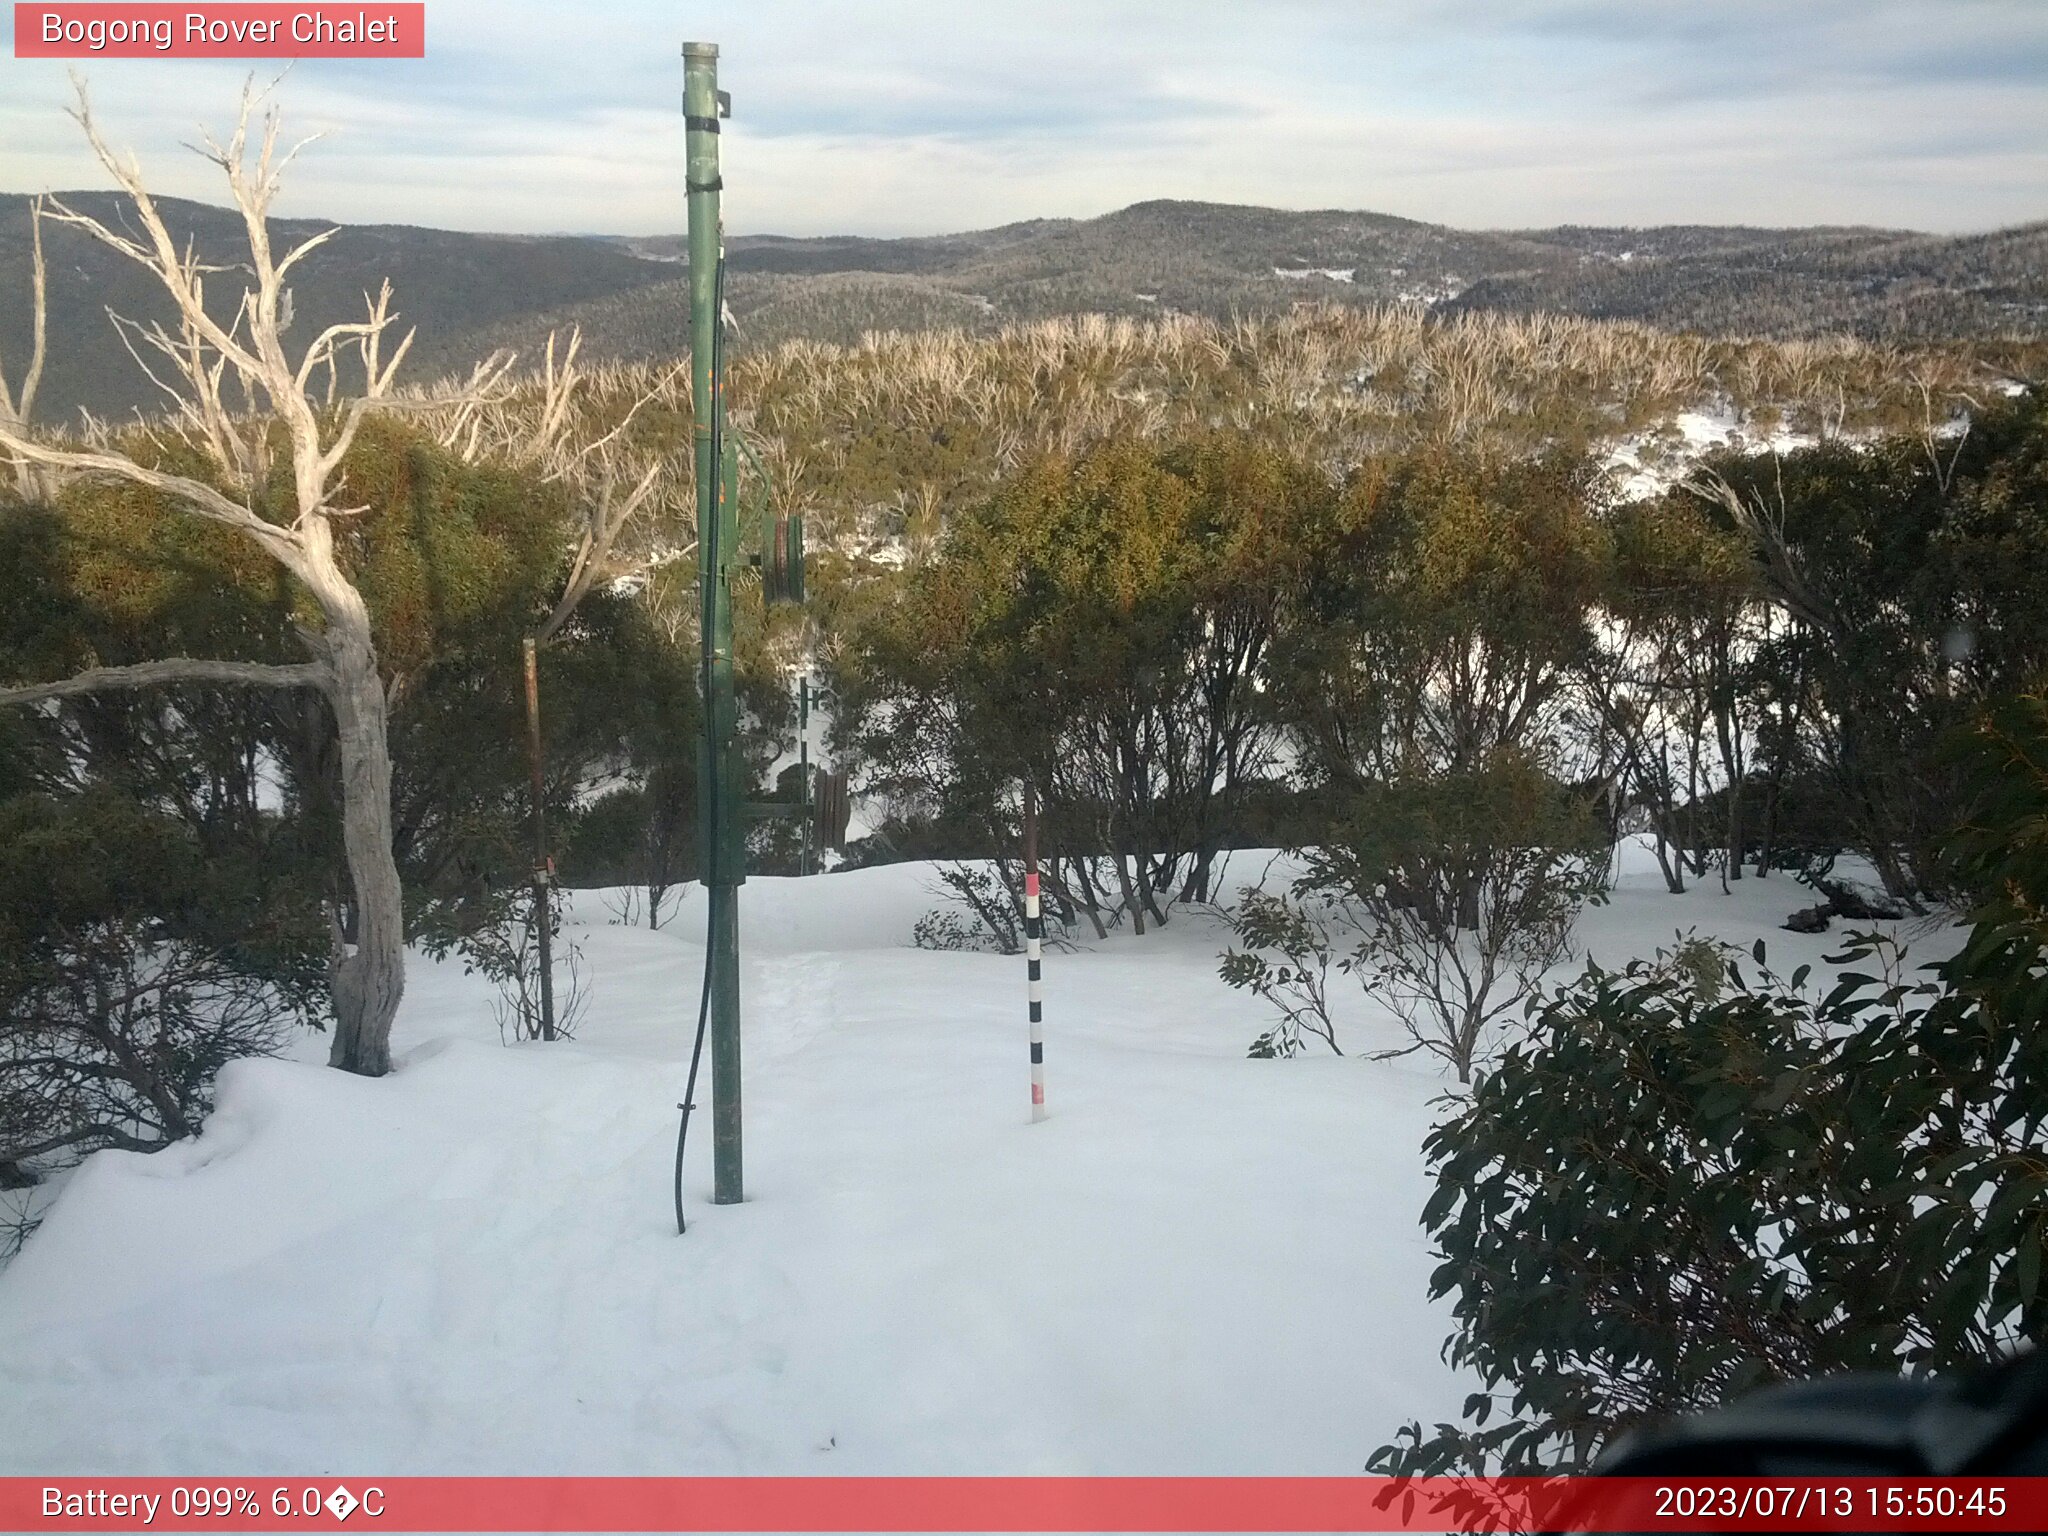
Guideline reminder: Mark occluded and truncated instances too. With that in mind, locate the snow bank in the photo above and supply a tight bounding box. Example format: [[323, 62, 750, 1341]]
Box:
[[0, 848, 1946, 1474]]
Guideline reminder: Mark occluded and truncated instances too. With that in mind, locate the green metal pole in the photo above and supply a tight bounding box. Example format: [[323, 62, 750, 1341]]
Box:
[[685, 40, 744, 1206]]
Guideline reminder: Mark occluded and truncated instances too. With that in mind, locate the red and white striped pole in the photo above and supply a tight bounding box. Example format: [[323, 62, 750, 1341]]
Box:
[[1023, 780, 1047, 1123]]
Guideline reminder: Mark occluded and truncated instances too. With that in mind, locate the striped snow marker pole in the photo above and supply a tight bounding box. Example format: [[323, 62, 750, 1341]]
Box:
[[1023, 780, 1047, 1123]]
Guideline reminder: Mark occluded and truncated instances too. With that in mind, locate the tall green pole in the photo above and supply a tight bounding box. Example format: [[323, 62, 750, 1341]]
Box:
[[685, 40, 744, 1206]]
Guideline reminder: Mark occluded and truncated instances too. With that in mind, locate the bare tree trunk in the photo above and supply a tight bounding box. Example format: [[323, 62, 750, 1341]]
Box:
[[1052, 859, 1110, 941], [0, 80, 545, 1080], [1112, 846, 1146, 936], [0, 196, 51, 501], [1140, 857, 1170, 929], [1753, 688, 1786, 882], [1650, 817, 1686, 894], [325, 656, 404, 1072], [1456, 877, 1481, 932], [1718, 724, 1745, 891], [302, 545, 405, 1075], [1713, 627, 1746, 891]]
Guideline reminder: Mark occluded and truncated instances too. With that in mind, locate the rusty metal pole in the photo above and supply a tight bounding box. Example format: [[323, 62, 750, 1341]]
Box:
[[521, 634, 557, 1042], [799, 675, 812, 877]]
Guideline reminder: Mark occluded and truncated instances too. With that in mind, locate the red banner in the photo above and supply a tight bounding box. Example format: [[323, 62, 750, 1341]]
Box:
[[13, 4, 425, 58], [3, 1476, 2045, 1532]]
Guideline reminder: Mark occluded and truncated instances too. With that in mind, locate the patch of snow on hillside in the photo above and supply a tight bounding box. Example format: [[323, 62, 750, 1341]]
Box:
[[1272, 267, 1356, 283], [861, 538, 910, 569], [1603, 403, 1822, 503], [1396, 275, 1463, 306]]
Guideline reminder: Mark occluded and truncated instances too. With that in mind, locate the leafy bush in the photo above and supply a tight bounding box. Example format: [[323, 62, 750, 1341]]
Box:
[[417, 884, 587, 1044], [844, 433, 1314, 933], [1218, 889, 1341, 1058], [912, 907, 995, 954], [1374, 686, 2048, 1475], [914, 864, 1025, 955], [1225, 755, 1608, 1082], [563, 781, 692, 929], [1692, 397, 2048, 905], [0, 792, 326, 1180]]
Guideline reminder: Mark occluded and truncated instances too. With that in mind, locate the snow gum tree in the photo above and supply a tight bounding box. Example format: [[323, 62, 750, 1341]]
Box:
[[1223, 449, 1610, 1080], [0, 82, 466, 1076], [844, 432, 1315, 937], [1687, 399, 2048, 907], [1273, 446, 1608, 787], [1579, 493, 1759, 894]]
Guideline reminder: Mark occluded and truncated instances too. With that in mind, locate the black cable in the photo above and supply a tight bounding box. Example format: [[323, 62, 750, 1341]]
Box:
[[676, 250, 728, 1236], [674, 952, 712, 1235]]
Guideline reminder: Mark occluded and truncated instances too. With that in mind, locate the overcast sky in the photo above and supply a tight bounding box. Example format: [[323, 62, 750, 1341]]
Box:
[[2, 1, 2044, 237]]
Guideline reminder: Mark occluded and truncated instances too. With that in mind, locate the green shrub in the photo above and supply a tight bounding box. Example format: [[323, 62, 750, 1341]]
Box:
[[1375, 684, 2048, 1475], [0, 791, 327, 1178]]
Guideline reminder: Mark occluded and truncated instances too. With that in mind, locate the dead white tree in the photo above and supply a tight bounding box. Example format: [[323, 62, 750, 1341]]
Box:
[[526, 341, 679, 646], [431, 328, 681, 643], [1687, 466, 1839, 640], [0, 80, 434, 1076], [0, 195, 51, 500]]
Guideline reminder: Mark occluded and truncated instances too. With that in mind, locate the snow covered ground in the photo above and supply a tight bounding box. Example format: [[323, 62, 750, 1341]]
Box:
[[1601, 403, 1821, 503], [0, 843, 1947, 1476]]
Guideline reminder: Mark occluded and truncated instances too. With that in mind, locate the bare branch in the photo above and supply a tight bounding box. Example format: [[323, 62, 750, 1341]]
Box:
[[535, 458, 662, 646], [557, 355, 689, 479], [293, 305, 389, 393], [22, 194, 49, 418], [1685, 469, 1836, 637], [532, 328, 582, 460], [0, 195, 50, 426], [0, 196, 55, 499], [51, 81, 268, 383], [105, 308, 192, 408], [0, 656, 329, 707], [0, 433, 297, 553]]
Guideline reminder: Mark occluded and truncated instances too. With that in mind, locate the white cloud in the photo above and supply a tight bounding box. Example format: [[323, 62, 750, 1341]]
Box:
[[0, 0, 2041, 235]]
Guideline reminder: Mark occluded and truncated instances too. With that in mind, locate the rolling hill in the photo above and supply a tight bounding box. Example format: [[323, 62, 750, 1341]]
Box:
[[3, 193, 2043, 424]]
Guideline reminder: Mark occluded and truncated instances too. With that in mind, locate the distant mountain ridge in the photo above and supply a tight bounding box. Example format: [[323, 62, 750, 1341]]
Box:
[[3, 193, 2042, 423], [0, 192, 673, 424]]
